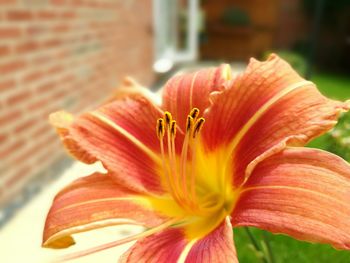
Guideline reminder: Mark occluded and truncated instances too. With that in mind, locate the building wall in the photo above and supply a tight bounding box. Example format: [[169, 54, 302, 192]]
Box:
[[0, 0, 154, 207]]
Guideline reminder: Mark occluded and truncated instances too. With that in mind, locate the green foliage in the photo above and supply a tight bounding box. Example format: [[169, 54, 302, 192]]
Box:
[[323, 112, 350, 162], [235, 228, 350, 263]]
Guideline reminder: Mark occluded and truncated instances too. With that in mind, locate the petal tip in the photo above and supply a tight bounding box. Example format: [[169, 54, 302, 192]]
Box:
[[49, 110, 74, 129]]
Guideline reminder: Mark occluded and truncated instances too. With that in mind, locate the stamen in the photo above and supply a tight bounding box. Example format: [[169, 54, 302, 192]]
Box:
[[186, 115, 194, 133], [156, 118, 165, 139], [193, 117, 205, 138], [189, 108, 200, 119], [169, 120, 181, 201], [189, 117, 205, 209], [164, 111, 172, 127], [179, 116, 193, 206], [170, 120, 176, 138], [59, 218, 181, 262], [190, 137, 198, 207]]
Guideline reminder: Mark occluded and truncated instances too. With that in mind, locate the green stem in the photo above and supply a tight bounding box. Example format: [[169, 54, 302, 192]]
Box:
[[244, 227, 268, 263], [262, 232, 275, 263]]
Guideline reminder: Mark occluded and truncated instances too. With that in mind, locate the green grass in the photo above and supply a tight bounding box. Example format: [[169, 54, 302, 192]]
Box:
[[312, 72, 350, 101], [235, 72, 350, 263]]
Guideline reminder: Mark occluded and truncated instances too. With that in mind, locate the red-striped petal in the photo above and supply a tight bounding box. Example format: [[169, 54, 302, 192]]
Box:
[[201, 54, 348, 186], [162, 64, 231, 130], [232, 148, 350, 250], [58, 96, 165, 194], [119, 228, 187, 262], [120, 217, 238, 263], [184, 218, 238, 263], [49, 111, 97, 164], [43, 173, 166, 249]]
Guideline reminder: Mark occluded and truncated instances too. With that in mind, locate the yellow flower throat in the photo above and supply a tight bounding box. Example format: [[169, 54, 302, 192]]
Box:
[[150, 108, 237, 239]]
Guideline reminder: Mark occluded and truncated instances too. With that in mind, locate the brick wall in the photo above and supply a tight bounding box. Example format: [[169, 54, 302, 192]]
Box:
[[0, 0, 154, 207]]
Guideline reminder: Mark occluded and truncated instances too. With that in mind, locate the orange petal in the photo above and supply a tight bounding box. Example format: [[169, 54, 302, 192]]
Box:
[[184, 218, 238, 263], [162, 64, 231, 130], [57, 96, 165, 194], [201, 54, 349, 185], [232, 148, 350, 250], [49, 111, 97, 164], [42, 172, 166, 249], [119, 228, 186, 262], [120, 217, 237, 263]]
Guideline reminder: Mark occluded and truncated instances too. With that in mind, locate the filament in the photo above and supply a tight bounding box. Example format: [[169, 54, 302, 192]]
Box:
[[59, 218, 181, 262], [155, 109, 206, 213]]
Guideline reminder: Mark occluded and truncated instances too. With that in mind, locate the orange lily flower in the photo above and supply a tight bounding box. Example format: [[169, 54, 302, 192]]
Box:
[[43, 54, 350, 262]]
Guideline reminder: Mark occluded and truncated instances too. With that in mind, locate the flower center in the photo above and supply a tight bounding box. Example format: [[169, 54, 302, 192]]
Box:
[[155, 109, 236, 235]]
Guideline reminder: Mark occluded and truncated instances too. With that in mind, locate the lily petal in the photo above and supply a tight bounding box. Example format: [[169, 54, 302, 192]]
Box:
[[43, 173, 166, 249], [57, 96, 165, 194], [119, 227, 187, 262], [232, 148, 350, 250], [202, 54, 349, 185], [120, 217, 237, 263], [162, 64, 231, 130], [184, 217, 238, 263], [49, 111, 97, 164]]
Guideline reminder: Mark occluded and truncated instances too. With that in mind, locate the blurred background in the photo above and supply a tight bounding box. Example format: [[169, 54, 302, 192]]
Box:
[[0, 0, 349, 262]]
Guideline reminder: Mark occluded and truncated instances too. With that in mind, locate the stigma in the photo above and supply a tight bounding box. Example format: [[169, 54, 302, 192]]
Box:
[[156, 108, 206, 214]]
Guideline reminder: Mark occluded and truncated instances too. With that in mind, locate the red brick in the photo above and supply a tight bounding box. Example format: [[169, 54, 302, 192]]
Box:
[[61, 11, 76, 19], [37, 10, 57, 20], [51, 0, 65, 5], [52, 24, 70, 33], [0, 27, 22, 38], [5, 165, 32, 188], [49, 89, 66, 101], [16, 41, 39, 54], [7, 90, 31, 105], [32, 54, 52, 66], [0, 0, 16, 5], [27, 97, 48, 111], [36, 81, 56, 94], [43, 38, 62, 48], [26, 25, 47, 36], [0, 139, 26, 159], [14, 118, 38, 134], [21, 70, 44, 83], [10, 140, 43, 164], [7, 10, 33, 21], [0, 45, 11, 56], [0, 132, 9, 145], [0, 60, 26, 74], [0, 109, 22, 126], [30, 123, 50, 138], [0, 79, 15, 92], [46, 64, 63, 75]]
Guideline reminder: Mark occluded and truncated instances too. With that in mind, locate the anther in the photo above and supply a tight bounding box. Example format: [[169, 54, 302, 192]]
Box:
[[156, 118, 165, 139], [164, 112, 172, 127], [189, 108, 200, 119], [170, 120, 177, 138], [186, 116, 194, 133], [193, 118, 205, 138]]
